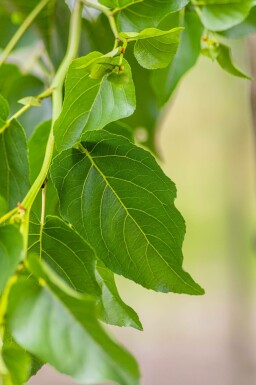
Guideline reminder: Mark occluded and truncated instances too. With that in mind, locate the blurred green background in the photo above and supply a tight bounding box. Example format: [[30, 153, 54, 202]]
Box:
[[29, 39, 256, 385]]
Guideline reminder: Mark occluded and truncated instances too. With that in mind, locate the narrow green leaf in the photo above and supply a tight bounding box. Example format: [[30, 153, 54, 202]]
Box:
[[7, 277, 140, 385], [120, 28, 183, 70], [0, 224, 23, 294], [54, 52, 136, 151], [216, 44, 252, 79], [96, 261, 143, 330], [42, 215, 100, 296], [51, 130, 204, 295], [18, 96, 41, 107], [0, 120, 30, 210], [117, 0, 189, 31], [194, 0, 255, 31], [151, 9, 203, 106]]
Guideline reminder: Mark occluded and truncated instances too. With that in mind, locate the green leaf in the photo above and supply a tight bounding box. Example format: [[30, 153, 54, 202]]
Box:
[[220, 6, 256, 38], [0, 94, 9, 124], [7, 277, 140, 385], [2, 340, 31, 385], [216, 44, 252, 79], [0, 119, 30, 210], [117, 0, 189, 31], [194, 0, 255, 31], [124, 46, 159, 152], [51, 130, 204, 295], [151, 9, 203, 106], [54, 52, 136, 151], [42, 215, 100, 296], [96, 261, 143, 330], [120, 28, 183, 70], [0, 196, 8, 217], [18, 96, 41, 107], [32, 213, 141, 330], [105, 121, 134, 142], [0, 224, 23, 294]]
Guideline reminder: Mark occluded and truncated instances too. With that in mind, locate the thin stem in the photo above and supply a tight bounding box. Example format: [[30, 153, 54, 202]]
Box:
[[0, 0, 51, 67], [0, 87, 53, 134], [0, 105, 30, 134], [39, 185, 47, 259], [82, 0, 120, 40], [21, 0, 83, 212]]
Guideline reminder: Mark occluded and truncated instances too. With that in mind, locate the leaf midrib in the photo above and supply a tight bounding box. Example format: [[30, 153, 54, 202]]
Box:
[[78, 144, 201, 293]]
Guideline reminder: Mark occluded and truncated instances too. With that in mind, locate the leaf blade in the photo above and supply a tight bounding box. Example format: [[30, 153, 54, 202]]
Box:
[[51, 130, 204, 295], [54, 52, 136, 152], [7, 277, 140, 385]]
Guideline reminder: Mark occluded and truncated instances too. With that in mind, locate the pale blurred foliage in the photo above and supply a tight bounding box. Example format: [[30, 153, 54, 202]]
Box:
[[29, 40, 256, 385]]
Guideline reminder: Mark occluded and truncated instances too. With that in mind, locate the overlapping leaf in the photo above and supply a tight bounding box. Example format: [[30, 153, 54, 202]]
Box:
[[0, 96, 30, 210], [151, 9, 203, 106], [120, 27, 183, 70], [117, 0, 189, 31], [51, 130, 204, 295], [194, 0, 256, 31], [220, 6, 256, 37], [1, 339, 31, 385], [54, 52, 136, 151], [96, 261, 142, 330], [7, 277, 139, 385], [42, 216, 100, 296], [202, 43, 252, 79]]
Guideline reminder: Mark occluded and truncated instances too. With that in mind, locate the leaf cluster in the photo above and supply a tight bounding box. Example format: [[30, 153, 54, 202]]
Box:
[[0, 0, 254, 384]]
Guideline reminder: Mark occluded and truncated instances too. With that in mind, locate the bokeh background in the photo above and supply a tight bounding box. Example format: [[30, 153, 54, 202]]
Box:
[[29, 38, 256, 385]]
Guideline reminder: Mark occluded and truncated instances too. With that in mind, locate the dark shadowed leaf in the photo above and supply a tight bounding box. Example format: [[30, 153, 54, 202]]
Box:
[[151, 9, 203, 106], [51, 130, 204, 295]]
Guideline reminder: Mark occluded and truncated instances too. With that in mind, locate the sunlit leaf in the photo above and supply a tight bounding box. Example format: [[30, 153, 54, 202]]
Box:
[[54, 52, 136, 151], [8, 277, 140, 385]]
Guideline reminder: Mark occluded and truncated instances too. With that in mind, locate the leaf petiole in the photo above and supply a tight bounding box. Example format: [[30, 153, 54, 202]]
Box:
[[0, 88, 53, 134]]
